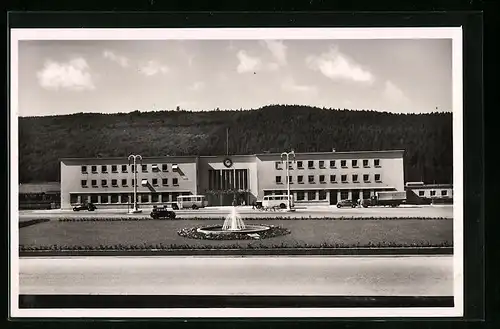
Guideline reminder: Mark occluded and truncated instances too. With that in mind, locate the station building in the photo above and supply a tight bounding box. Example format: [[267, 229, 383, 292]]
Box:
[[405, 182, 454, 204], [59, 150, 405, 209]]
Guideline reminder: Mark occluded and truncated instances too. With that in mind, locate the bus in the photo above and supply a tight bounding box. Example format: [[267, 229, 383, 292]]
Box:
[[173, 195, 207, 210], [262, 195, 294, 209]]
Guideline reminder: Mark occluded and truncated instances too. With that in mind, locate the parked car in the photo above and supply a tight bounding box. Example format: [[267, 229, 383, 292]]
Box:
[[150, 206, 176, 219], [336, 199, 357, 208], [73, 202, 97, 211]]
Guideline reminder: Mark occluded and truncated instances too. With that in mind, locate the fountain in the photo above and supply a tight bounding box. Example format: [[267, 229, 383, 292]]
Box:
[[196, 206, 270, 235]]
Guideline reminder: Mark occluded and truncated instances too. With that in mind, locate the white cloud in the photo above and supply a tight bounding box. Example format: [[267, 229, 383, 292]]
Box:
[[138, 60, 169, 76], [36, 58, 95, 91], [306, 46, 374, 84], [236, 50, 263, 73], [103, 50, 129, 67], [281, 77, 318, 96], [263, 40, 287, 66], [383, 80, 409, 104], [190, 81, 205, 91]]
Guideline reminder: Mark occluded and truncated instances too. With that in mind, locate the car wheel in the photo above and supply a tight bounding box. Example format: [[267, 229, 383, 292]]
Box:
[[279, 203, 286, 209], [169, 213, 176, 219], [192, 204, 198, 210], [336, 204, 341, 208]]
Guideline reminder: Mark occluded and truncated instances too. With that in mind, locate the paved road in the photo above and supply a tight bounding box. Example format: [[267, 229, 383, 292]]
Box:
[[19, 256, 453, 296], [19, 205, 453, 220]]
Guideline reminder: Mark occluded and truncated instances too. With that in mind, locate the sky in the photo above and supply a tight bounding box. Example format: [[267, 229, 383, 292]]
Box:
[[17, 38, 453, 116]]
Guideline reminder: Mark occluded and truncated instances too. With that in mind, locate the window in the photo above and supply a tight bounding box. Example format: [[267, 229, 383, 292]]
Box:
[[173, 178, 179, 186], [91, 180, 97, 187], [297, 191, 305, 201], [308, 160, 314, 169], [276, 176, 282, 184], [152, 164, 159, 172], [100, 195, 110, 203], [102, 179, 108, 187], [70, 194, 78, 204], [81, 180, 88, 188], [111, 165, 118, 173], [430, 190, 436, 196], [101, 165, 108, 173], [91, 165, 97, 173], [162, 164, 168, 172], [363, 174, 370, 182], [375, 174, 381, 182], [340, 191, 349, 200], [319, 175, 326, 183], [419, 191, 425, 196], [131, 179, 135, 187], [308, 175, 315, 183], [363, 159, 369, 167], [162, 178, 168, 186], [308, 191, 316, 201], [298, 175, 304, 184], [142, 164, 148, 172], [374, 159, 381, 167], [297, 161, 303, 169], [81, 166, 87, 174], [288, 161, 294, 170], [352, 160, 358, 167], [330, 160, 336, 168], [140, 194, 149, 203], [111, 194, 119, 203], [90, 194, 98, 203], [341, 160, 347, 168], [352, 174, 359, 182], [161, 192, 170, 202], [122, 179, 128, 186], [288, 176, 293, 184], [441, 190, 448, 196], [319, 161, 325, 169], [131, 165, 135, 173], [121, 194, 129, 203], [121, 164, 128, 173], [319, 190, 327, 200], [330, 175, 336, 183], [111, 179, 118, 187], [341, 175, 347, 183], [152, 178, 158, 186], [152, 193, 159, 203], [264, 191, 272, 196]]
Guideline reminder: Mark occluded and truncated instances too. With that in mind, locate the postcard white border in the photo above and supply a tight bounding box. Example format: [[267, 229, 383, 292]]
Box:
[[10, 27, 464, 318]]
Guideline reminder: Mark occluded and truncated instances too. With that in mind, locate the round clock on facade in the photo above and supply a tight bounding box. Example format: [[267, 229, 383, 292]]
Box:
[[223, 158, 233, 168]]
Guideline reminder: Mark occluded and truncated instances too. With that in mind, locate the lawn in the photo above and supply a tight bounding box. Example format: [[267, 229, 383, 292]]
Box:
[[19, 218, 453, 249]]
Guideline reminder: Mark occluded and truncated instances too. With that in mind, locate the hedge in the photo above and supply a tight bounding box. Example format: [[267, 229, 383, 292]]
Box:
[[19, 218, 50, 228], [55, 216, 452, 222], [19, 240, 453, 252]]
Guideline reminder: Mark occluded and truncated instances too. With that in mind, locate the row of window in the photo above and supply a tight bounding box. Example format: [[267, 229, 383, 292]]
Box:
[[276, 159, 381, 170], [81, 163, 177, 174], [276, 173, 382, 184], [263, 190, 372, 201], [419, 190, 449, 197], [81, 178, 179, 188], [71, 192, 190, 204]]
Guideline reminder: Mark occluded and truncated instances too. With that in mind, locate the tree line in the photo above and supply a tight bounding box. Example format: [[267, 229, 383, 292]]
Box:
[[19, 105, 453, 185]]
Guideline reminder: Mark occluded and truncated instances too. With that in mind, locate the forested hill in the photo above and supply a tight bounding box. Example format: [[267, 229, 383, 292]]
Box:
[[19, 105, 453, 184]]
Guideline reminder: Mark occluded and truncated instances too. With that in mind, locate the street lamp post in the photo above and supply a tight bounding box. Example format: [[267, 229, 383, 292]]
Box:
[[281, 150, 296, 211], [128, 154, 143, 214]]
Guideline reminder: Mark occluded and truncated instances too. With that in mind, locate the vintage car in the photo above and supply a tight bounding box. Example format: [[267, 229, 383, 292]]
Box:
[[72, 202, 97, 211], [150, 206, 176, 219], [336, 199, 357, 208]]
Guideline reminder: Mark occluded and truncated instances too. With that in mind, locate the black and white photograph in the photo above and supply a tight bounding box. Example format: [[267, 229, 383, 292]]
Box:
[[10, 26, 464, 318]]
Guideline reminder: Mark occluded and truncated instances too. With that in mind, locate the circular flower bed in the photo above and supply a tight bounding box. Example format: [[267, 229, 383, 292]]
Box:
[[178, 225, 291, 240]]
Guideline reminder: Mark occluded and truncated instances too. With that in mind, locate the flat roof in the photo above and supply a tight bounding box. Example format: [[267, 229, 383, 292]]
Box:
[[405, 184, 453, 189], [60, 150, 405, 162]]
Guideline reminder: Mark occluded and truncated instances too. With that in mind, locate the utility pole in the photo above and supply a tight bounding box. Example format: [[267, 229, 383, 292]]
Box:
[[128, 154, 143, 214], [226, 127, 229, 156], [281, 150, 296, 211]]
